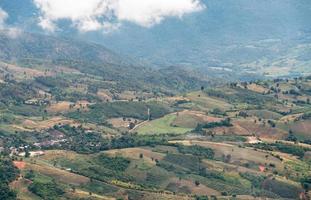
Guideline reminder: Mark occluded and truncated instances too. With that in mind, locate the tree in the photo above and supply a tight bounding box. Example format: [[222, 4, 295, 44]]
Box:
[[129, 122, 135, 129], [0, 183, 17, 200], [195, 180, 200, 186], [25, 149, 30, 158], [196, 195, 209, 200], [286, 130, 298, 143], [0, 158, 19, 200]]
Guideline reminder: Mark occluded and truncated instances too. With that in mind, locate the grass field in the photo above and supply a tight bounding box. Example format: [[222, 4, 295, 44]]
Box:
[[186, 91, 232, 111], [137, 114, 192, 135]]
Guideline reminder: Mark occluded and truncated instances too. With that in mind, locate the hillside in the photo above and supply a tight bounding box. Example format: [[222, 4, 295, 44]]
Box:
[[0, 31, 211, 93], [1, 71, 311, 199]]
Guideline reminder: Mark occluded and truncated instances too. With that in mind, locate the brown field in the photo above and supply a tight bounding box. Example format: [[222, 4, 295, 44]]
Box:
[[289, 120, 311, 138], [0, 62, 52, 80], [0, 62, 83, 82], [168, 177, 220, 196], [47, 101, 73, 112], [209, 122, 250, 136], [67, 84, 88, 93], [246, 83, 269, 93], [39, 150, 82, 161], [233, 119, 287, 139], [22, 117, 78, 130], [69, 190, 115, 200], [202, 159, 262, 174], [280, 113, 304, 123], [170, 140, 284, 171], [117, 90, 137, 100], [107, 118, 142, 129], [47, 100, 91, 113], [277, 140, 311, 149], [137, 192, 193, 200], [97, 89, 113, 101], [10, 125, 33, 132], [172, 110, 223, 128], [14, 161, 26, 169]]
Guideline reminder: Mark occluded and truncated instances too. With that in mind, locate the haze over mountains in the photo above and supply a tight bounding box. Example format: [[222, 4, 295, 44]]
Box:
[[0, 0, 311, 79]]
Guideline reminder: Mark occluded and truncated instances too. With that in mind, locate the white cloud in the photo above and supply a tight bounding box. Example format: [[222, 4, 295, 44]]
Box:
[[0, 8, 23, 38], [116, 0, 205, 27], [0, 8, 8, 28], [33, 0, 205, 32], [5, 27, 22, 38]]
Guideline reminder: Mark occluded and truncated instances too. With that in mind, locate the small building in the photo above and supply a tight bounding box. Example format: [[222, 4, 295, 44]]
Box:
[[18, 151, 45, 157]]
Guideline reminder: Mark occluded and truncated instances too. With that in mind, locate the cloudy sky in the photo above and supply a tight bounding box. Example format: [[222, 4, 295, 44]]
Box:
[[0, 0, 205, 32]]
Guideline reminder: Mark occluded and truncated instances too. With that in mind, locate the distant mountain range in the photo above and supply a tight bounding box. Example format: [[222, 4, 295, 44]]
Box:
[[1, 0, 311, 78]]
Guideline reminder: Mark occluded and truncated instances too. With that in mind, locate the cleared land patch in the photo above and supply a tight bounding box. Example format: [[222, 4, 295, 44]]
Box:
[[172, 110, 222, 128], [22, 117, 77, 130], [105, 147, 165, 165], [137, 114, 192, 135], [25, 160, 89, 185], [186, 91, 232, 111]]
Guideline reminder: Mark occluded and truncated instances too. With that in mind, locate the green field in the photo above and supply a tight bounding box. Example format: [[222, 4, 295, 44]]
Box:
[[137, 114, 192, 135]]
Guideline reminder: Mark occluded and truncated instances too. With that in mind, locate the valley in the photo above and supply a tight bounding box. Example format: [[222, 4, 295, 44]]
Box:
[[1, 59, 311, 199]]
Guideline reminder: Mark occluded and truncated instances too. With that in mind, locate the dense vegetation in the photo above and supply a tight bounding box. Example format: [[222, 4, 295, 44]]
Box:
[[249, 142, 310, 158], [0, 157, 19, 200], [67, 101, 171, 123], [28, 181, 65, 200], [177, 145, 214, 159]]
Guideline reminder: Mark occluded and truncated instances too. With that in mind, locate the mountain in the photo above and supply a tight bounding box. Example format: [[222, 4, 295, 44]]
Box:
[[96, 0, 311, 77], [1, 0, 311, 78], [0, 31, 211, 93]]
